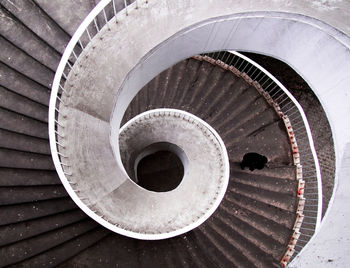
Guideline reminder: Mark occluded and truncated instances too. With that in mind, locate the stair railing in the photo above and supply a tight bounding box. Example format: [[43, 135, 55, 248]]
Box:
[[48, 0, 144, 237], [202, 51, 322, 264]]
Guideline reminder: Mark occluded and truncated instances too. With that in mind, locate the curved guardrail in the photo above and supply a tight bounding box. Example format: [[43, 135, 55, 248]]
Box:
[[49, 0, 322, 265], [202, 51, 322, 264]]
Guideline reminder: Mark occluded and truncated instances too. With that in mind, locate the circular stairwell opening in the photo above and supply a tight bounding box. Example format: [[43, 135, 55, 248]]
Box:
[[135, 143, 185, 192]]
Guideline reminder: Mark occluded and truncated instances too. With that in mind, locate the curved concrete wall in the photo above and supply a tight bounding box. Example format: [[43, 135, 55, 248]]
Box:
[[61, 0, 350, 265]]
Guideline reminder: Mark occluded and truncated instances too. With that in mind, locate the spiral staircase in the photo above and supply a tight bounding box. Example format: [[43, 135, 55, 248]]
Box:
[[0, 0, 349, 267]]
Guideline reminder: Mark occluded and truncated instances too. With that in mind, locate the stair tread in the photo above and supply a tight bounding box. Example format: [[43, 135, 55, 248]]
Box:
[[163, 60, 189, 108], [0, 209, 87, 246], [55, 232, 143, 268], [206, 216, 275, 268], [190, 227, 233, 268], [0, 6, 60, 71], [196, 223, 254, 268], [0, 219, 98, 266], [0, 35, 54, 88], [0, 108, 48, 139], [187, 63, 227, 114], [221, 109, 279, 150], [226, 120, 293, 164], [212, 86, 264, 131], [220, 198, 292, 245], [34, 0, 95, 37], [0, 0, 70, 55], [218, 96, 271, 134], [0, 168, 60, 186], [230, 181, 297, 212], [180, 60, 216, 110], [158, 64, 176, 108], [215, 205, 285, 261], [171, 58, 203, 108], [0, 86, 48, 123], [204, 78, 251, 125], [0, 128, 50, 155], [16, 227, 110, 268], [0, 148, 55, 170], [230, 167, 297, 194], [0, 198, 77, 226], [0, 185, 68, 206], [175, 235, 209, 268], [0, 62, 50, 106], [196, 70, 240, 118], [225, 189, 296, 229]]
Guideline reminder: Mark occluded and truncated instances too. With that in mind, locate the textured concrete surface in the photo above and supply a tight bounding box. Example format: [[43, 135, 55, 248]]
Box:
[[59, 108, 229, 238]]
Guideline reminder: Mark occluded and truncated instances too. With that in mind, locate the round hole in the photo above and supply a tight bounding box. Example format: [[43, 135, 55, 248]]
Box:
[[136, 150, 184, 192]]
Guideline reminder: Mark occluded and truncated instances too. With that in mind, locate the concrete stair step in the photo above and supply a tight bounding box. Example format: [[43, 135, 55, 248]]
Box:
[[208, 81, 254, 128], [190, 226, 236, 268], [196, 70, 240, 119], [167, 236, 204, 268], [205, 216, 277, 268], [222, 108, 279, 144], [136, 239, 181, 268], [225, 191, 295, 229], [0, 129, 50, 155], [226, 120, 293, 164], [217, 96, 271, 135], [0, 6, 61, 71], [210, 87, 263, 131], [197, 223, 255, 268], [0, 209, 87, 246], [0, 62, 50, 106], [186, 63, 226, 114], [163, 60, 189, 108], [171, 58, 202, 108], [0, 108, 48, 139], [157, 63, 177, 108], [179, 60, 216, 111], [0, 168, 60, 186], [0, 148, 54, 170], [144, 73, 162, 111], [0, 198, 77, 226], [0, 35, 54, 88], [229, 181, 297, 212], [220, 198, 292, 245], [20, 228, 110, 268], [34, 0, 96, 37], [0, 0, 70, 55], [0, 86, 48, 123], [0, 219, 98, 266], [0, 185, 68, 205], [215, 204, 285, 261], [179, 232, 215, 268], [230, 168, 297, 195]]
